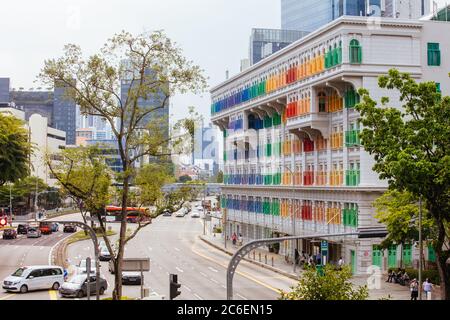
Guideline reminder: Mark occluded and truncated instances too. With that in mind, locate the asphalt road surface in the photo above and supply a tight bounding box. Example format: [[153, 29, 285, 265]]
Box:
[[64, 206, 296, 301]]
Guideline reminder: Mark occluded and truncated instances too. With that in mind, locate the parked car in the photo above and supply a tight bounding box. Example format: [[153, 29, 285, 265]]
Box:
[[63, 224, 77, 233], [175, 210, 185, 217], [2, 229, 17, 240], [3, 265, 64, 293], [77, 259, 95, 275], [51, 223, 59, 232], [17, 224, 29, 235], [162, 210, 172, 217], [59, 274, 107, 298], [27, 227, 41, 238], [122, 272, 142, 285]]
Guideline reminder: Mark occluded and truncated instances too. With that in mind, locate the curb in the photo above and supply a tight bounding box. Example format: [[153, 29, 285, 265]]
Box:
[[198, 235, 299, 281]]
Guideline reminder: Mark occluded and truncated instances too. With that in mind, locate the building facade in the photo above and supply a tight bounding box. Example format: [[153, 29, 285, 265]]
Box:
[[281, 0, 430, 32], [211, 17, 448, 274], [193, 120, 220, 176], [0, 105, 66, 187]]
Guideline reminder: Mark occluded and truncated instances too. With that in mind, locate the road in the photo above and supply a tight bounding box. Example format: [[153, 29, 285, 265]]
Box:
[[0, 204, 297, 300], [65, 205, 297, 300], [0, 214, 81, 301]]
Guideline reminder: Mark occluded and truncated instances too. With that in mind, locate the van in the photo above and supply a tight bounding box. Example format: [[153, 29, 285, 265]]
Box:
[[2, 265, 64, 293]]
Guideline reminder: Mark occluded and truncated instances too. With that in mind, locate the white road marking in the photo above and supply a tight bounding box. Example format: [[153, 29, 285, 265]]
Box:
[[39, 246, 44, 250], [237, 294, 248, 300], [200, 272, 207, 277], [148, 247, 152, 251], [174, 247, 180, 252], [208, 267, 218, 273], [184, 285, 192, 292], [221, 284, 226, 289], [58, 234, 63, 237], [210, 278, 219, 284], [14, 246, 19, 249], [175, 267, 184, 273], [193, 293, 203, 300]]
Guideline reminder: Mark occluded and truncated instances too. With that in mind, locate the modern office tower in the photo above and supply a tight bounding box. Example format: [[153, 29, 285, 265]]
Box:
[[193, 120, 220, 176], [249, 28, 309, 65], [281, 0, 431, 32], [210, 16, 448, 274], [8, 82, 77, 145], [0, 78, 10, 103]]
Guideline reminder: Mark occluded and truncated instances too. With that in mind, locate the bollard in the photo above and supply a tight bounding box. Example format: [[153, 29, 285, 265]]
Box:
[[258, 252, 261, 262], [253, 251, 255, 260], [271, 256, 274, 267], [265, 254, 267, 264]]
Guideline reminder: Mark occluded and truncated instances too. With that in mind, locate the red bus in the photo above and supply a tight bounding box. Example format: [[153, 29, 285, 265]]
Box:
[[104, 206, 151, 223]]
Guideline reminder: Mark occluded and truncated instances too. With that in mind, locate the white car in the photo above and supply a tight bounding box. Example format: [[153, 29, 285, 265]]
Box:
[[175, 210, 185, 217], [3, 265, 64, 293], [77, 259, 95, 275], [191, 211, 200, 218]]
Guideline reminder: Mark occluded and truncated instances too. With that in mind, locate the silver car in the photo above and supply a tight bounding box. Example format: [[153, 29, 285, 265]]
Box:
[[59, 274, 107, 298], [27, 227, 41, 238]]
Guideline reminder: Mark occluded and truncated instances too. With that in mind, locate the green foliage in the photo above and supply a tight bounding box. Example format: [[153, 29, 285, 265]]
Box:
[[48, 146, 112, 215], [280, 265, 369, 300], [0, 176, 49, 209], [356, 69, 450, 299], [0, 113, 31, 185], [216, 170, 224, 183], [374, 189, 435, 249], [134, 163, 174, 207]]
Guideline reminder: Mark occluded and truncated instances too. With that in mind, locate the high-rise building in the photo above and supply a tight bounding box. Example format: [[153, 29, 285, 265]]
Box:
[[249, 28, 309, 65], [5, 79, 77, 145], [281, 0, 430, 32], [0, 78, 10, 103], [211, 16, 448, 274], [193, 120, 220, 176]]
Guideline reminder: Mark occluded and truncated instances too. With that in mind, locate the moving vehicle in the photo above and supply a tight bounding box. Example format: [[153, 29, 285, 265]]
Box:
[[3, 265, 64, 293], [126, 211, 152, 224], [191, 211, 200, 218], [63, 224, 77, 233], [59, 275, 107, 298], [51, 223, 59, 232], [122, 272, 142, 285], [2, 229, 17, 239], [39, 221, 52, 235], [175, 209, 186, 217], [104, 206, 151, 222], [77, 259, 95, 275], [99, 246, 112, 262], [17, 224, 29, 235], [27, 227, 41, 238], [162, 209, 172, 217]]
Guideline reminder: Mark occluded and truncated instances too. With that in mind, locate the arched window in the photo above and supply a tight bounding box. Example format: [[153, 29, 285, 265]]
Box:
[[318, 92, 327, 112], [349, 39, 362, 64]]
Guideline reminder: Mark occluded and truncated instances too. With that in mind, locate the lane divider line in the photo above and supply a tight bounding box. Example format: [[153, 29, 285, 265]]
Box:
[[0, 294, 16, 301], [49, 290, 58, 300]]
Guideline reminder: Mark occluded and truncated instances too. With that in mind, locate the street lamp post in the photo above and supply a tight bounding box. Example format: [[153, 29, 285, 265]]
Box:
[[418, 195, 423, 300], [9, 183, 13, 227]]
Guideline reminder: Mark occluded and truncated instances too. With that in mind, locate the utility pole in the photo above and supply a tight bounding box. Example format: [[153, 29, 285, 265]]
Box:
[[9, 183, 13, 227], [418, 195, 423, 300], [34, 175, 39, 222]]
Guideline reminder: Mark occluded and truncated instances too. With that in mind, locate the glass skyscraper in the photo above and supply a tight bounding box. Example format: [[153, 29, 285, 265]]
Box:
[[281, 0, 429, 32]]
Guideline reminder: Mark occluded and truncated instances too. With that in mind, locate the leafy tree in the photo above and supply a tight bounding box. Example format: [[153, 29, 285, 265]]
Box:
[[0, 113, 31, 185], [216, 170, 224, 183], [47, 146, 112, 232], [356, 69, 450, 299], [178, 174, 192, 183], [374, 190, 435, 268], [0, 176, 49, 211], [280, 265, 368, 300], [38, 31, 206, 300]]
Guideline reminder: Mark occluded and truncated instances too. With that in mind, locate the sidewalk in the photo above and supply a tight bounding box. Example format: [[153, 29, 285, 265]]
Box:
[[200, 232, 441, 300]]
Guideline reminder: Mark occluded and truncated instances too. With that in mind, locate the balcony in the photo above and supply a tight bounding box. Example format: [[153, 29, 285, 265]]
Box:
[[286, 112, 330, 138]]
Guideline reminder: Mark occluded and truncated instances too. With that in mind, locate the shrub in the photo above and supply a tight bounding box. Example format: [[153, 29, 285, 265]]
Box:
[[388, 268, 440, 284]]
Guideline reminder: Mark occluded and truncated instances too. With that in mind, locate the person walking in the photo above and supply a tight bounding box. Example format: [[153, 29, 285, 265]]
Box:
[[338, 256, 344, 270], [231, 232, 237, 246], [410, 279, 419, 300], [423, 278, 433, 300], [294, 249, 300, 272]]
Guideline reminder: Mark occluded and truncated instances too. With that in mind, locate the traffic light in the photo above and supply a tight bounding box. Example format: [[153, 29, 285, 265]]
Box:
[[0, 216, 7, 227], [169, 274, 181, 300]]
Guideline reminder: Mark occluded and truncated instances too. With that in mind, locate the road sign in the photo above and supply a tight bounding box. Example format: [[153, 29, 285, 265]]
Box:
[[0, 217, 7, 227], [122, 258, 150, 272], [321, 240, 328, 256]]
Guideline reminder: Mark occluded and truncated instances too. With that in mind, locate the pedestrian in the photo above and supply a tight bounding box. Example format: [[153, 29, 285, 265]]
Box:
[[386, 269, 394, 283], [338, 256, 344, 270], [316, 253, 321, 266], [238, 233, 243, 246], [423, 278, 433, 300], [294, 249, 300, 272], [410, 279, 419, 300], [231, 232, 237, 245]]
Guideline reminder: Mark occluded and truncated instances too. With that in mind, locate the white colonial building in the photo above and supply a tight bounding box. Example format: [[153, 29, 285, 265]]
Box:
[[210, 16, 449, 274]]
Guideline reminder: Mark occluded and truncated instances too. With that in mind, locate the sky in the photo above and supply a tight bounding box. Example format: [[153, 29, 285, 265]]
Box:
[[0, 0, 280, 124], [1, 0, 448, 124]]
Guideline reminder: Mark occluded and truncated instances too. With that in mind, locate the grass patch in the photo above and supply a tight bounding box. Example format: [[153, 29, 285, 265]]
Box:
[[66, 230, 117, 245]]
